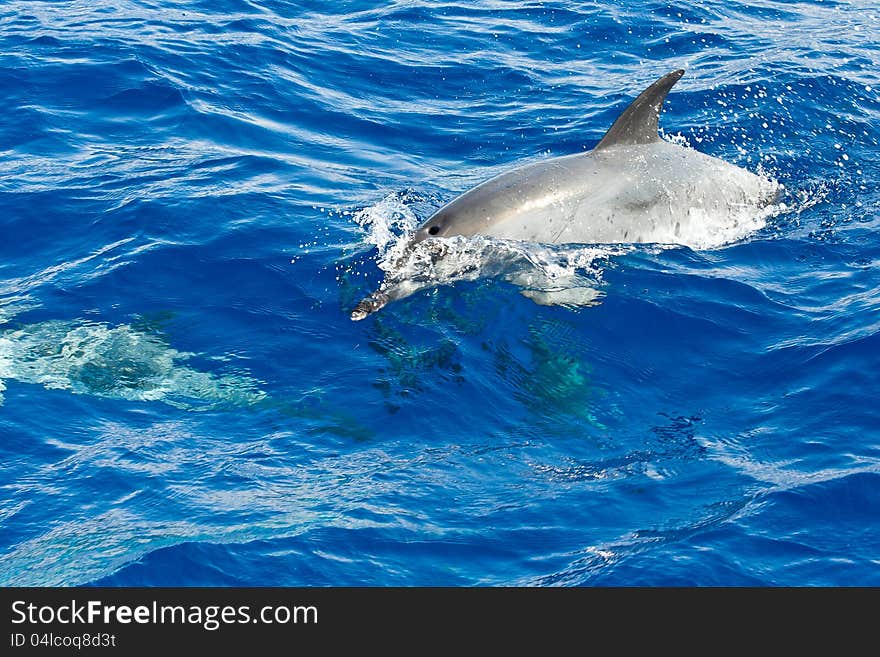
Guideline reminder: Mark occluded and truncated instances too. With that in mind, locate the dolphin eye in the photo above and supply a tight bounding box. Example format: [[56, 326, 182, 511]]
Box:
[[428, 226, 440, 235]]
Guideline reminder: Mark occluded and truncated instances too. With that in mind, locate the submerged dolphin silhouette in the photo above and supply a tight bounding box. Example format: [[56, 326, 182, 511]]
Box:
[[351, 69, 781, 320]]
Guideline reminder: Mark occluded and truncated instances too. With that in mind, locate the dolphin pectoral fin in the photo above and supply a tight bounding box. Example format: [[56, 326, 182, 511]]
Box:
[[595, 69, 685, 150], [521, 287, 602, 307]]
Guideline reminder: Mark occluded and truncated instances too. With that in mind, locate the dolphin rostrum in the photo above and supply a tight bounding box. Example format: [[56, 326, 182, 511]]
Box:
[[351, 69, 781, 320]]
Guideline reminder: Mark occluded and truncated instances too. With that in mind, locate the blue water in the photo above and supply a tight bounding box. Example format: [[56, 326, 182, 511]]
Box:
[[1, 0, 878, 587]]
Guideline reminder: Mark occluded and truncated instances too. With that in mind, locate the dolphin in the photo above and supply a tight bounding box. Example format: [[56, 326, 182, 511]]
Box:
[[0, 317, 266, 409], [351, 69, 781, 320]]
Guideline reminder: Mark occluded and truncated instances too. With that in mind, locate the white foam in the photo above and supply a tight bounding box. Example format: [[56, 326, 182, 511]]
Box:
[[352, 190, 424, 272]]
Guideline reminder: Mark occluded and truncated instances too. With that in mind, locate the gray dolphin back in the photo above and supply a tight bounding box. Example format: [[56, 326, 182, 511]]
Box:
[[594, 69, 684, 150]]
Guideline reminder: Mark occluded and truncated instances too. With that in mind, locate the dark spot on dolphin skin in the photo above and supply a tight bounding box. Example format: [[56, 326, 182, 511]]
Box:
[[428, 226, 439, 235]]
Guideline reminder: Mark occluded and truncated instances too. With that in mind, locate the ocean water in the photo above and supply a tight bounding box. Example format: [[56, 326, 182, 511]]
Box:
[[1, 0, 878, 587]]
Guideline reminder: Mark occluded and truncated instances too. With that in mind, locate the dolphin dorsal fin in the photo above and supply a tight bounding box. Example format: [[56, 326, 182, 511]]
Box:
[[594, 69, 684, 151]]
